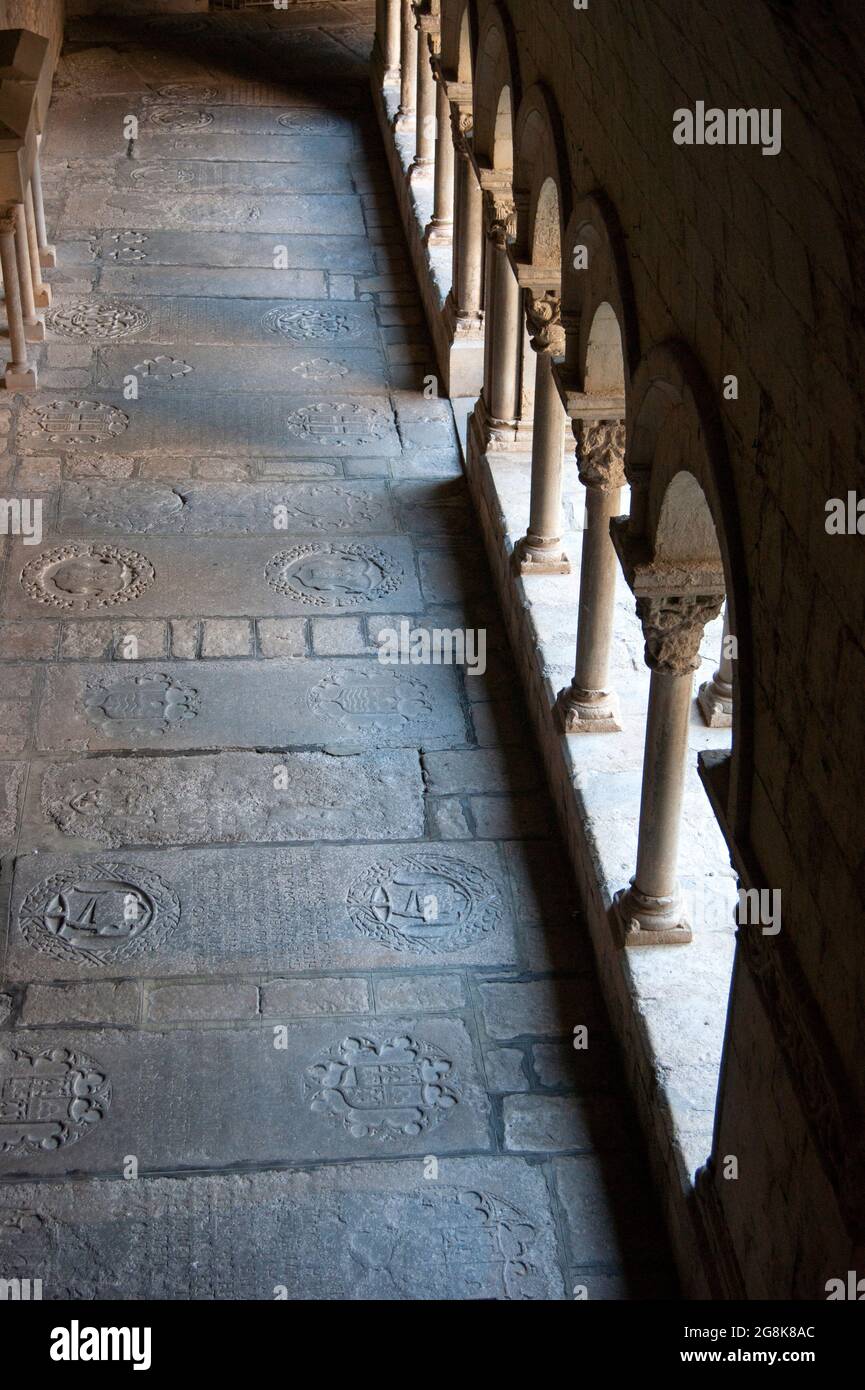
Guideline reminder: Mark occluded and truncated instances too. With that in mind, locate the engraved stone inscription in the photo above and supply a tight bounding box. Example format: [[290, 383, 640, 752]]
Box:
[[0, 1046, 111, 1155], [305, 1035, 459, 1140], [308, 668, 433, 734], [346, 853, 502, 954], [284, 402, 391, 449], [147, 105, 214, 130], [18, 864, 180, 966], [83, 672, 199, 738], [134, 355, 193, 383], [46, 302, 151, 340], [262, 306, 353, 340], [264, 542, 402, 607], [20, 544, 156, 611], [18, 400, 130, 449]]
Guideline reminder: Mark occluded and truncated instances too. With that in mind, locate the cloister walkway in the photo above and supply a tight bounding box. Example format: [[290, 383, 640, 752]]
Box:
[[0, 4, 674, 1300]]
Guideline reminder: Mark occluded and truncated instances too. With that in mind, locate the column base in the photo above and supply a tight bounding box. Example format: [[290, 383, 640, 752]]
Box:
[[555, 682, 622, 734], [423, 218, 452, 247], [697, 677, 733, 728], [612, 884, 692, 946], [469, 396, 524, 454], [408, 158, 434, 184], [513, 534, 570, 576], [393, 110, 416, 134], [34, 284, 52, 308], [39, 245, 57, 269], [5, 361, 37, 390], [23, 318, 45, 343]]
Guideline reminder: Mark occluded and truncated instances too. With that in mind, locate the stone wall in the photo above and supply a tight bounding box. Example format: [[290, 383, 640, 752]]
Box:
[[375, 0, 865, 1297]]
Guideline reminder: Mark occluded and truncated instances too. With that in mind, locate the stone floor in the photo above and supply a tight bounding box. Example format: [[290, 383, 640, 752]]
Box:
[[0, 4, 677, 1300]]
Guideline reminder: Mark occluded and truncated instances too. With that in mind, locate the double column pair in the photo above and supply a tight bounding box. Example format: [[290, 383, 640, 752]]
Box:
[[0, 145, 54, 390]]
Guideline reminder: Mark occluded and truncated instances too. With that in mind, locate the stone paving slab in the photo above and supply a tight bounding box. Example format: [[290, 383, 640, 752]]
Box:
[[59, 190, 367, 235], [133, 133, 357, 163], [57, 479, 396, 536], [0, 1019, 492, 1177], [88, 230, 376, 272], [44, 296, 379, 346], [0, 1158, 565, 1299], [2, 536, 422, 619], [35, 658, 467, 753], [95, 267, 329, 299], [94, 344, 389, 394], [113, 159, 354, 195], [20, 750, 425, 851], [3, 840, 521, 979], [16, 394, 401, 459], [45, 100, 360, 159]]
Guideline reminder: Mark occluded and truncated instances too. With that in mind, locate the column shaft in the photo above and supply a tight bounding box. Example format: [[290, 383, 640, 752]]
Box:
[[395, 2, 418, 129], [25, 184, 50, 308], [425, 78, 454, 242], [0, 225, 28, 366], [384, 0, 401, 77], [451, 148, 483, 316], [487, 245, 521, 424], [632, 670, 693, 900], [31, 152, 56, 267], [574, 484, 622, 691], [411, 29, 436, 171], [14, 203, 44, 342], [515, 329, 569, 572]]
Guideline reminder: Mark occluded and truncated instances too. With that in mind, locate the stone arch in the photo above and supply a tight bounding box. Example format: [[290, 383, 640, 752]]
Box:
[[439, 0, 478, 83], [562, 193, 639, 391], [471, 2, 522, 170], [512, 83, 572, 266], [627, 340, 754, 839]]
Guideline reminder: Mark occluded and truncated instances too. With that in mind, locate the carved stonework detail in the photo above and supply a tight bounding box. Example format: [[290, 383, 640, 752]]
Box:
[[19, 863, 181, 966], [485, 193, 516, 249], [346, 852, 502, 954], [636, 594, 724, 676], [524, 292, 565, 356], [20, 544, 155, 612], [264, 542, 403, 608], [449, 108, 472, 158], [305, 1034, 459, 1140], [0, 1046, 111, 1155], [575, 418, 627, 490]]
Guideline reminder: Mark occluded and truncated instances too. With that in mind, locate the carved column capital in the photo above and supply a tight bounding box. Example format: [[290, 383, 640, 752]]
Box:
[[524, 290, 565, 355], [449, 107, 473, 158], [484, 192, 516, 248], [636, 593, 724, 676], [575, 418, 627, 491]]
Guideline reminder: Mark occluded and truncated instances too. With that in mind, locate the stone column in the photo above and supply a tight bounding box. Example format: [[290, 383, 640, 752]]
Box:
[[13, 203, 44, 342], [697, 606, 734, 727], [424, 72, 454, 244], [0, 212, 36, 389], [394, 0, 418, 132], [409, 15, 436, 178], [25, 184, 51, 308], [514, 292, 570, 574], [31, 147, 56, 268], [613, 593, 724, 944], [556, 419, 627, 731], [447, 110, 484, 326], [477, 194, 522, 444]]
